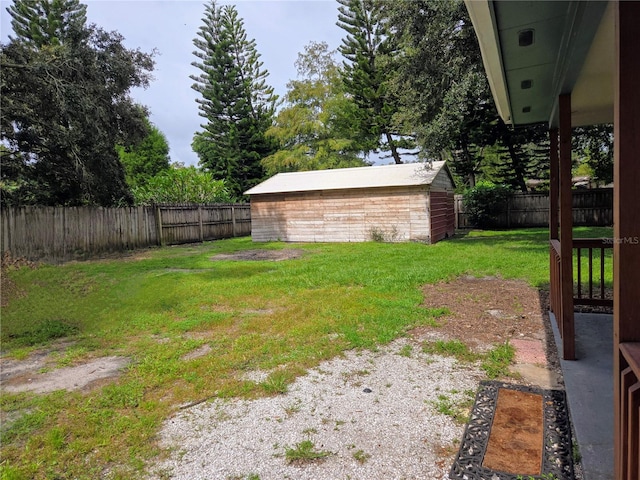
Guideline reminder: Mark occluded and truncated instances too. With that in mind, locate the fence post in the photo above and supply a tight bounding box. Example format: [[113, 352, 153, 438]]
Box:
[[198, 205, 204, 242], [231, 205, 237, 237], [62, 206, 67, 261], [1, 207, 11, 256], [155, 205, 164, 246], [454, 197, 459, 229]]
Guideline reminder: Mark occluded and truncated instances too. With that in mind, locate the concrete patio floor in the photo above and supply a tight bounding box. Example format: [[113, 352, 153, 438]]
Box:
[[550, 312, 614, 480]]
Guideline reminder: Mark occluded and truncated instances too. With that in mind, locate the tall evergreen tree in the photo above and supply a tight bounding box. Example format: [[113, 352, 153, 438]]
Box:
[[191, 1, 277, 198], [7, 0, 88, 47], [337, 0, 410, 164], [1, 0, 154, 206]]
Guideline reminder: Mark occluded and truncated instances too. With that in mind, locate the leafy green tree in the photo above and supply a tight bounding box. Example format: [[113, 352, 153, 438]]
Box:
[[384, 0, 549, 191], [191, 1, 277, 198], [132, 165, 232, 205], [383, 1, 471, 125], [262, 41, 368, 175], [117, 119, 171, 190], [1, 0, 154, 206], [0, 145, 38, 206], [427, 74, 498, 187], [337, 0, 410, 163], [574, 124, 613, 186], [383, 0, 494, 181]]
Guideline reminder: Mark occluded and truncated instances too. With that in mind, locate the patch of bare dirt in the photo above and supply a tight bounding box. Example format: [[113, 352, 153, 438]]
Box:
[[211, 248, 304, 262], [415, 276, 547, 349], [0, 274, 21, 308], [0, 342, 130, 394], [413, 275, 563, 388], [180, 344, 212, 361], [64, 249, 154, 263]]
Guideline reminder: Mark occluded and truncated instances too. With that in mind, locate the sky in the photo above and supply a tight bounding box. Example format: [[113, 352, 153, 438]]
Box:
[[0, 0, 346, 167]]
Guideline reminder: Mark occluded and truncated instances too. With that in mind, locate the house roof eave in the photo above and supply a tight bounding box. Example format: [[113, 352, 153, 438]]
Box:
[[465, 0, 611, 128], [464, 0, 513, 125]]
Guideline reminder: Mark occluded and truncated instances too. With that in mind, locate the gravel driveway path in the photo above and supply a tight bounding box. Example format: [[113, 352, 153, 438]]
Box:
[[151, 335, 485, 480]]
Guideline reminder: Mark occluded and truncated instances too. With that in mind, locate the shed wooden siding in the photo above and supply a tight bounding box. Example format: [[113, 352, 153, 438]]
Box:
[[430, 191, 455, 243], [250, 186, 432, 243], [428, 168, 456, 243], [430, 166, 455, 191]]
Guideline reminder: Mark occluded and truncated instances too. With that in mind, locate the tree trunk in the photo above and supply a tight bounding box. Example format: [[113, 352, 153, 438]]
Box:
[[384, 131, 402, 164], [461, 142, 476, 187], [467, 173, 476, 187]]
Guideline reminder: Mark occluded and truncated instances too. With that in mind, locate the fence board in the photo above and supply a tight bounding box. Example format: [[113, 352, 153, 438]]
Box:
[[455, 188, 612, 229], [1, 204, 250, 263]]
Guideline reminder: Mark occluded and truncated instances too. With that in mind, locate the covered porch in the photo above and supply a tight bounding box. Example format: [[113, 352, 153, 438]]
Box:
[[551, 312, 613, 479], [465, 1, 640, 477]]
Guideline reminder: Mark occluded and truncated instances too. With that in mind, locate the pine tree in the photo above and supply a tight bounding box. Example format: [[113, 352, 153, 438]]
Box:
[[381, 0, 554, 190], [479, 123, 550, 192], [523, 128, 551, 191], [337, 0, 409, 163], [191, 1, 277, 198], [8, 0, 88, 47]]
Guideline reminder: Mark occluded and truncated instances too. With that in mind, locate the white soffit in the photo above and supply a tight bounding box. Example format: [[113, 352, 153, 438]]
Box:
[[466, 0, 610, 127], [570, 1, 614, 126], [464, 0, 513, 124]]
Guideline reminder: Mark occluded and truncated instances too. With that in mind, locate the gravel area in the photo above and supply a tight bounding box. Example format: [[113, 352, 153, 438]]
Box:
[[151, 336, 485, 480]]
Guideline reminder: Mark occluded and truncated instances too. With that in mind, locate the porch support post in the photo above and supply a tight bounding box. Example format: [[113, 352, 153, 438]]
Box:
[[559, 94, 575, 360], [614, 2, 640, 478], [549, 129, 560, 323], [549, 128, 559, 241]]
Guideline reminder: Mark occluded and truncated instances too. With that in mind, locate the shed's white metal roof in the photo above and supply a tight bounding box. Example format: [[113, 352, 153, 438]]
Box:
[[245, 161, 449, 195]]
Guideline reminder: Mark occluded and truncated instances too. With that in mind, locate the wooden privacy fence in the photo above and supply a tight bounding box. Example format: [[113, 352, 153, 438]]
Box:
[[1, 203, 250, 263], [155, 204, 250, 246], [455, 188, 613, 229]]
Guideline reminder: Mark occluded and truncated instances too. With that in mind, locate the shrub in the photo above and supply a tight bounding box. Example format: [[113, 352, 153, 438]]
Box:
[[463, 182, 512, 228], [132, 166, 233, 205]]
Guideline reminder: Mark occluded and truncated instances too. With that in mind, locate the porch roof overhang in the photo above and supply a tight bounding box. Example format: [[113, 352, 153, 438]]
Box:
[[464, 0, 614, 128]]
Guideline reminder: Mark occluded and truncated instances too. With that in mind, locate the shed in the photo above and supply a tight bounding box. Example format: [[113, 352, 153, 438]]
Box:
[[244, 161, 455, 243]]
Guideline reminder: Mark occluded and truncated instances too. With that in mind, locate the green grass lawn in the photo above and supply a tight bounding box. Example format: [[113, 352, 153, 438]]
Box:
[[0, 227, 611, 479]]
